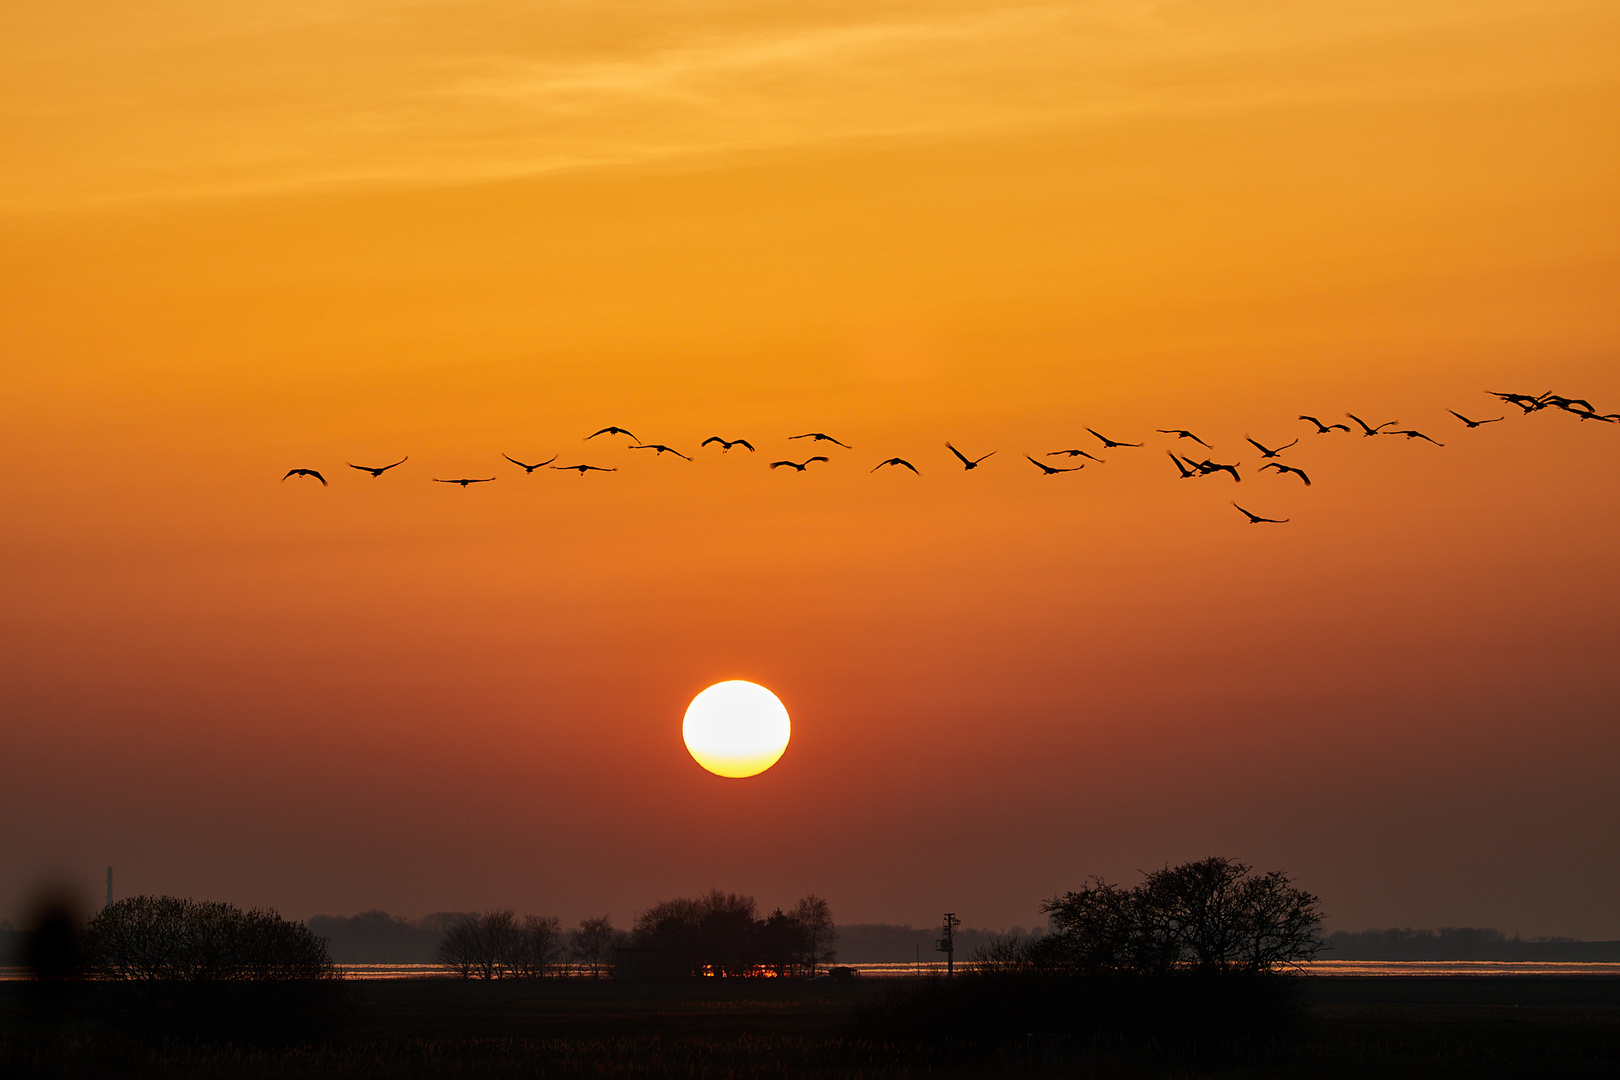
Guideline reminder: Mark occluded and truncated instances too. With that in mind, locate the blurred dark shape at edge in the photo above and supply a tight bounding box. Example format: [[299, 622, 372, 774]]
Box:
[[21, 892, 87, 981]]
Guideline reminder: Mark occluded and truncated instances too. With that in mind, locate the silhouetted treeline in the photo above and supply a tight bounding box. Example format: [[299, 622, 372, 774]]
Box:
[[437, 910, 567, 979], [866, 858, 1320, 1056], [1325, 927, 1620, 962], [619, 891, 835, 980]]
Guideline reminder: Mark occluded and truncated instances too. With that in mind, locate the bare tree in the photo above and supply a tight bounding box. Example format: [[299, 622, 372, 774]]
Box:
[[479, 909, 520, 979], [436, 914, 482, 979], [793, 895, 837, 976], [571, 916, 618, 979], [436, 910, 522, 980], [510, 915, 564, 978]]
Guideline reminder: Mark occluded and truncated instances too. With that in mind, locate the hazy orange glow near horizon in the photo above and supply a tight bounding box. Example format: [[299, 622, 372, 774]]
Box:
[[2, 2, 1617, 939]]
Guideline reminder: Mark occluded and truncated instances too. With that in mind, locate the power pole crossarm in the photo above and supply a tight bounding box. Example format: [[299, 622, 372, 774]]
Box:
[[935, 912, 960, 978]]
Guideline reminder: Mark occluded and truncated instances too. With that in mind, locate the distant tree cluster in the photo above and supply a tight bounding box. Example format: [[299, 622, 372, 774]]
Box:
[[1323, 926, 1620, 961], [435, 910, 567, 979], [306, 910, 472, 963], [88, 895, 337, 981], [980, 857, 1323, 976], [627, 891, 835, 979]]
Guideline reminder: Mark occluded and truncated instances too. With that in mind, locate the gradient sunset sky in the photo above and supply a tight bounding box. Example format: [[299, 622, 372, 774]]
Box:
[[4, 2, 1617, 938]]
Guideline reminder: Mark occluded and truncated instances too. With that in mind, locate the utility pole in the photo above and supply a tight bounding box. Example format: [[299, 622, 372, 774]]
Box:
[[935, 912, 960, 978], [106, 867, 113, 909]]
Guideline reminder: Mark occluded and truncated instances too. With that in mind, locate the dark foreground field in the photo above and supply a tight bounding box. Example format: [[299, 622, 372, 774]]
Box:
[[4, 975, 1617, 1078]]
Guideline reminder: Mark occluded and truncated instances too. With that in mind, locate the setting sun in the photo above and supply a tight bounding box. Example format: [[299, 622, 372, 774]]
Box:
[[683, 681, 792, 779]]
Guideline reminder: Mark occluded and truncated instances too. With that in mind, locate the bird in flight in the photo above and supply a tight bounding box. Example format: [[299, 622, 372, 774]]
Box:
[[434, 477, 495, 487], [790, 433, 851, 448], [1233, 502, 1288, 524], [1157, 429, 1211, 448], [1485, 390, 1547, 413], [1087, 428, 1142, 448], [283, 468, 327, 486], [1047, 448, 1105, 462], [632, 444, 692, 460], [1027, 455, 1080, 475], [946, 442, 995, 470], [770, 457, 830, 471], [1299, 415, 1351, 433], [1194, 459, 1241, 482], [1260, 462, 1311, 486], [1448, 410, 1503, 428], [552, 464, 616, 475], [348, 457, 407, 477], [503, 454, 557, 473], [1542, 394, 1596, 415], [1168, 452, 1199, 479], [1245, 436, 1298, 458], [1387, 430, 1443, 446], [586, 426, 638, 442], [871, 458, 919, 474], [1346, 413, 1398, 436], [701, 437, 755, 452]]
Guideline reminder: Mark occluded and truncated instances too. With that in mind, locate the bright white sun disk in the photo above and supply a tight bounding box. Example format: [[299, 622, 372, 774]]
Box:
[[683, 681, 791, 778]]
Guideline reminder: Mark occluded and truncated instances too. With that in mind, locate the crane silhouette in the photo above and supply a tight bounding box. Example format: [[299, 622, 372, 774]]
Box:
[[282, 468, 327, 486], [790, 433, 851, 448], [1346, 413, 1398, 436], [585, 426, 639, 442], [1194, 459, 1241, 482], [552, 464, 616, 475], [1543, 394, 1596, 415], [1387, 430, 1443, 446], [701, 437, 755, 452], [1486, 391, 1547, 413], [1168, 452, 1198, 479], [1233, 502, 1289, 524], [433, 477, 495, 487], [1087, 428, 1142, 448], [770, 457, 830, 471], [946, 442, 995, 469], [632, 444, 691, 460], [1299, 415, 1351, 433], [1157, 429, 1211, 448], [871, 458, 919, 474], [348, 457, 407, 477], [1245, 437, 1298, 458], [1027, 456, 1080, 475], [1047, 448, 1105, 462], [1260, 462, 1311, 486], [1448, 410, 1503, 428], [502, 454, 557, 473]]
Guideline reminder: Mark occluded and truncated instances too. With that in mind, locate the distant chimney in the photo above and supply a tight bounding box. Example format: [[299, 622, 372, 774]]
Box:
[[106, 867, 113, 909]]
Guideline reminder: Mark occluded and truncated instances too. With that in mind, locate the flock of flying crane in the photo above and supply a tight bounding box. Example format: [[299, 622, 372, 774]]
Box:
[[282, 389, 1612, 525]]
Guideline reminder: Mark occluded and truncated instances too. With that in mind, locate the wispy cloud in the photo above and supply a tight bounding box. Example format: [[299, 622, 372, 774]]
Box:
[[1, 1, 1611, 208]]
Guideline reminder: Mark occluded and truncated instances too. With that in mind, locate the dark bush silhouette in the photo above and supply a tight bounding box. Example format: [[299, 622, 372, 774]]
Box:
[[84, 895, 346, 1042], [623, 890, 834, 979], [1024, 856, 1323, 976], [866, 858, 1318, 1058]]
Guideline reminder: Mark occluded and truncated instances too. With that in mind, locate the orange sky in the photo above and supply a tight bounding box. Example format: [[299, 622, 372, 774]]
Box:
[[3, 1, 1618, 938]]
